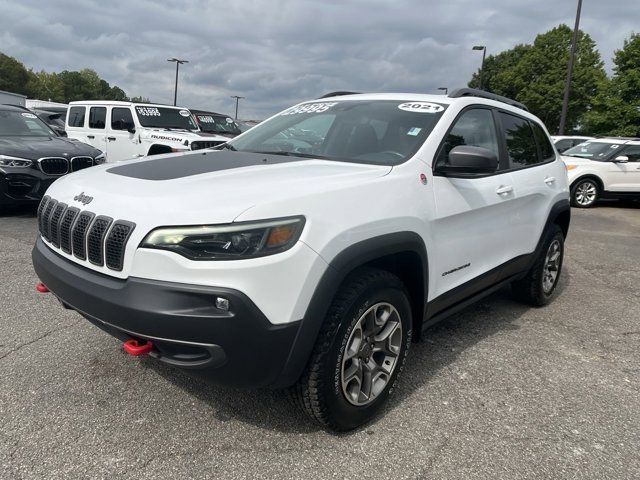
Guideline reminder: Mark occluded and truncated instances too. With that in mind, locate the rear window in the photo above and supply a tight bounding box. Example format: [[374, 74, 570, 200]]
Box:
[[68, 107, 85, 127]]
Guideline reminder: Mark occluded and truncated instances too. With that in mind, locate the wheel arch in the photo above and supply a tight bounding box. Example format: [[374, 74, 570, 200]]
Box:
[[273, 231, 428, 388], [571, 174, 604, 193], [147, 144, 173, 156]]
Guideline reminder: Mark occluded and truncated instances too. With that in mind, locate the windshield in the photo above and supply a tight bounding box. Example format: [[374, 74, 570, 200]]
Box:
[[195, 114, 241, 135], [227, 100, 448, 165], [134, 106, 198, 131], [0, 110, 56, 137], [563, 141, 624, 161]]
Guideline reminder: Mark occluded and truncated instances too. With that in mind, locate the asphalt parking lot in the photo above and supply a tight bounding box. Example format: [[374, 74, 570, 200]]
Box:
[[1, 201, 639, 479]]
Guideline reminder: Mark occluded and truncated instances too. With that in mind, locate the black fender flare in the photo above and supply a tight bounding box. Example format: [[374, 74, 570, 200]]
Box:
[[272, 231, 428, 388]]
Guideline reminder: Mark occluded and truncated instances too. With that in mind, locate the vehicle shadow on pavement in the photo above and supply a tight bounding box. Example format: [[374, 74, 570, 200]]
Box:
[[142, 271, 570, 435]]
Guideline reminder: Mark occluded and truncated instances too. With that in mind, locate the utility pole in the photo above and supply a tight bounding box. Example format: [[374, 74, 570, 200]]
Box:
[[167, 58, 188, 106], [558, 0, 583, 135], [472, 45, 487, 90], [231, 95, 245, 120]]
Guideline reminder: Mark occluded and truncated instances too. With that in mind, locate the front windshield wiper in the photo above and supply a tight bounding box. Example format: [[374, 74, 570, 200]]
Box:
[[247, 150, 332, 160], [215, 143, 237, 151]]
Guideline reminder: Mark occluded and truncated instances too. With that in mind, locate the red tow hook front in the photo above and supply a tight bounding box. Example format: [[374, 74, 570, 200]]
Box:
[[123, 339, 154, 356], [35, 282, 49, 293]]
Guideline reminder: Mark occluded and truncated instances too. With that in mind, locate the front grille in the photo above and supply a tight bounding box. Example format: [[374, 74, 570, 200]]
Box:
[[105, 222, 135, 271], [49, 203, 67, 247], [70, 156, 94, 172], [39, 157, 69, 175], [59, 207, 79, 254], [38, 197, 135, 271], [87, 216, 113, 266], [191, 140, 225, 150]]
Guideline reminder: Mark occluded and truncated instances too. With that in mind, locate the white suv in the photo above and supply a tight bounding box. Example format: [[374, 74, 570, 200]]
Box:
[[33, 89, 570, 430], [562, 138, 640, 207], [65, 101, 229, 162]]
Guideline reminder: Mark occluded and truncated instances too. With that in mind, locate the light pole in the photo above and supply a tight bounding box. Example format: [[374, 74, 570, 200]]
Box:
[[167, 58, 188, 106], [437, 87, 448, 95], [230, 95, 245, 120], [472, 45, 487, 90], [558, 0, 583, 135]]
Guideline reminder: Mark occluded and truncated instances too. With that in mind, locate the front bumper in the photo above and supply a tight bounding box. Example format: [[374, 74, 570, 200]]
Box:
[[0, 166, 57, 206], [32, 237, 301, 387]]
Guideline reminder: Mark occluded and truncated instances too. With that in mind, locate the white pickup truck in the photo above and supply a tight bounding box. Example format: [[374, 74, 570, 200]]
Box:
[[65, 101, 228, 162]]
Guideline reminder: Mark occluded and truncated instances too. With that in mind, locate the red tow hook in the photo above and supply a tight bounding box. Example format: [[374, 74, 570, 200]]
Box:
[[123, 339, 154, 356], [35, 282, 49, 293]]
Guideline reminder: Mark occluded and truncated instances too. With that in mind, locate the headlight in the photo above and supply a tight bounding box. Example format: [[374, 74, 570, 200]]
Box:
[[565, 164, 578, 170], [0, 155, 32, 168], [94, 152, 106, 165], [140, 216, 305, 260]]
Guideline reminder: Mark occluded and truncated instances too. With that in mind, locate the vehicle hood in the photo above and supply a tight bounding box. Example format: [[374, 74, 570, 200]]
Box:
[[45, 150, 392, 226], [0, 136, 101, 160]]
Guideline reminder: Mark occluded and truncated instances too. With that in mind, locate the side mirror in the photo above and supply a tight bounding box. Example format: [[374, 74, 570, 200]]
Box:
[[127, 126, 136, 134], [614, 155, 628, 163], [438, 145, 499, 175]]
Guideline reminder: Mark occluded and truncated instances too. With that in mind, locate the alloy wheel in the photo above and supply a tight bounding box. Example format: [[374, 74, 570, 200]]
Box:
[[341, 302, 403, 406], [542, 239, 562, 294], [575, 181, 597, 206]]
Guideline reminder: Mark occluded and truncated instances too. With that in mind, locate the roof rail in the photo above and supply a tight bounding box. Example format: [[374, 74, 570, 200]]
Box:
[[318, 91, 360, 99], [1, 103, 31, 111], [448, 88, 528, 111]]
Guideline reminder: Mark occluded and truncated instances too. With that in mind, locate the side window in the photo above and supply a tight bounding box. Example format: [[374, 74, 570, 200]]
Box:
[[554, 139, 572, 152], [89, 107, 106, 129], [620, 145, 640, 162], [111, 108, 135, 131], [531, 122, 555, 161], [436, 108, 499, 167], [499, 112, 538, 168], [68, 107, 85, 128]]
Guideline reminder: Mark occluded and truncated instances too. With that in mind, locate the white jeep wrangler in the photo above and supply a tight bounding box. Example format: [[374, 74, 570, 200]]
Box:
[[65, 101, 229, 162], [34, 89, 570, 430]]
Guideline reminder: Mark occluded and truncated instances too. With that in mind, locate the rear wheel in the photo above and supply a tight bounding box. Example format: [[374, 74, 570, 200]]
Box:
[[512, 225, 564, 306], [291, 268, 412, 431], [571, 178, 599, 208]]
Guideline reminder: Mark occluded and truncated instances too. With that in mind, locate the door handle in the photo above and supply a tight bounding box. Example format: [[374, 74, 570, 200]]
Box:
[[87, 135, 95, 139], [107, 137, 116, 141], [495, 185, 513, 195], [544, 176, 556, 184]]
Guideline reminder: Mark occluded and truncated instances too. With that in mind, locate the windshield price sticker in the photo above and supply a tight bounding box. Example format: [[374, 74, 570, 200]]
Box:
[[226, 117, 234, 123], [281, 102, 338, 116], [21, 112, 37, 119], [398, 102, 444, 113], [198, 115, 215, 123], [179, 110, 190, 117], [136, 106, 161, 116]]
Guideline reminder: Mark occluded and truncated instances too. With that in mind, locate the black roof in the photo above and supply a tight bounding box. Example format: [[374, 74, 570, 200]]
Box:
[[190, 109, 232, 117], [448, 88, 528, 111], [0, 103, 32, 112]]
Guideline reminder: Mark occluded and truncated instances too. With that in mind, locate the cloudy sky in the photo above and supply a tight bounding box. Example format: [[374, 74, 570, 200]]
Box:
[[0, 0, 638, 119]]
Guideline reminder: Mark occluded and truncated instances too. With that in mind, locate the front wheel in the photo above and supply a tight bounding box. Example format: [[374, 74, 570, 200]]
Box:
[[571, 178, 599, 208], [291, 268, 412, 431]]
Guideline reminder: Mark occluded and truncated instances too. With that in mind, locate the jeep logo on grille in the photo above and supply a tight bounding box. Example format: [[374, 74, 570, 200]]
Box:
[[73, 192, 94, 205]]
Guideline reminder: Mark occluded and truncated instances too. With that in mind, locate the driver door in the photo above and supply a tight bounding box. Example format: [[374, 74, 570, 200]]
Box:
[[106, 107, 139, 162]]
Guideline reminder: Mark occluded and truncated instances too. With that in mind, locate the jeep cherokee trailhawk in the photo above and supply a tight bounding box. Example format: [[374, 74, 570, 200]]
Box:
[[33, 89, 570, 430]]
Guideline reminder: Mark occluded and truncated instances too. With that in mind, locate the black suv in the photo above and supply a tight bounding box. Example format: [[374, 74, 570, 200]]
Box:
[[0, 104, 103, 208], [191, 109, 242, 138]]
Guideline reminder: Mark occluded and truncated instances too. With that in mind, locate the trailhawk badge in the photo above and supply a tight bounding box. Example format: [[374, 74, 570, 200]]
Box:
[[73, 192, 93, 205]]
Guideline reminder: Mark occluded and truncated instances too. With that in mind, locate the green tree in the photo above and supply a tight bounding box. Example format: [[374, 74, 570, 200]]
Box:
[[469, 25, 606, 133], [581, 33, 640, 136], [26, 70, 65, 102], [0, 53, 32, 96]]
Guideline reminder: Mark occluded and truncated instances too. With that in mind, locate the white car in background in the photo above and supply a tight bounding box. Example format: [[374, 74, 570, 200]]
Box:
[[562, 138, 640, 207], [550, 135, 594, 153], [65, 101, 228, 162]]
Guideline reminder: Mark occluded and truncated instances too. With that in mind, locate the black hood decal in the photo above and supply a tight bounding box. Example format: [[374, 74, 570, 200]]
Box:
[[107, 151, 306, 180]]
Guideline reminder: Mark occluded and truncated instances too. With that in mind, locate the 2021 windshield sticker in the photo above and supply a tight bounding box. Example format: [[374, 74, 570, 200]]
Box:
[[281, 102, 338, 116], [21, 112, 38, 119], [136, 106, 161, 116], [179, 110, 190, 117], [398, 102, 444, 113]]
